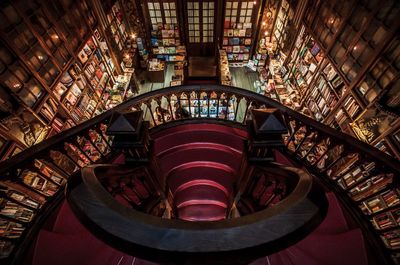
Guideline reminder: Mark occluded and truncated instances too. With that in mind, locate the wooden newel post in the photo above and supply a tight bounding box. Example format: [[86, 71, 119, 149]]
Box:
[[247, 108, 288, 163], [106, 110, 150, 164]]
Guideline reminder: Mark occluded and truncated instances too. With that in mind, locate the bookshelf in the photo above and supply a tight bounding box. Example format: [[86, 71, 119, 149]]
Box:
[[219, 50, 232, 86], [372, 209, 400, 230], [0, 218, 25, 239], [272, 0, 291, 53], [0, 199, 35, 223], [222, 21, 252, 64], [151, 24, 185, 62], [106, 1, 129, 52], [223, 1, 257, 66], [150, 23, 186, 85], [381, 229, 400, 250]]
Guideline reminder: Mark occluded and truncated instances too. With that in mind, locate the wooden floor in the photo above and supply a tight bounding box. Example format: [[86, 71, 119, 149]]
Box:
[[188, 56, 217, 77], [230, 67, 259, 92], [137, 63, 175, 95], [136, 64, 258, 95]]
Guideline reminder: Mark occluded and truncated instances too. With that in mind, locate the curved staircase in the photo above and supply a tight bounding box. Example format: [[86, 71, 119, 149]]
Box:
[[26, 123, 370, 265], [152, 123, 247, 221]]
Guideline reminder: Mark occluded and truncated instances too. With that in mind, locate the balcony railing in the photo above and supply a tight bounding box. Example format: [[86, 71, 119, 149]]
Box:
[[0, 85, 399, 265]]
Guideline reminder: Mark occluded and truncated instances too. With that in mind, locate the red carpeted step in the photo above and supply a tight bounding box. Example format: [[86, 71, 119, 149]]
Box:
[[168, 167, 234, 193], [249, 257, 270, 265], [268, 253, 287, 265], [174, 185, 228, 206], [283, 229, 368, 265], [158, 148, 242, 175], [152, 123, 246, 155], [51, 200, 87, 234], [177, 204, 227, 221], [32, 230, 133, 265], [314, 192, 349, 234]]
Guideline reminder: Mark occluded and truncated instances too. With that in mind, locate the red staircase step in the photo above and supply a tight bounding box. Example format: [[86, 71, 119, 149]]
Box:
[[152, 124, 246, 154], [32, 230, 130, 265], [51, 201, 87, 234], [314, 192, 349, 234], [288, 229, 368, 265]]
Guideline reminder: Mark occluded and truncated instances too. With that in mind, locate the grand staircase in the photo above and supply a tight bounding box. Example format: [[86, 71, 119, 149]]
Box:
[[26, 123, 369, 265]]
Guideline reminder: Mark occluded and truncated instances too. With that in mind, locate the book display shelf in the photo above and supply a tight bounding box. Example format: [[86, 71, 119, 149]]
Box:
[[222, 21, 252, 64], [106, 1, 129, 52], [0, 0, 136, 162], [281, 0, 400, 257], [0, 121, 111, 257], [223, 1, 257, 67], [146, 1, 186, 84], [282, 25, 363, 135], [272, 0, 291, 54], [150, 24, 186, 85], [53, 35, 114, 126], [151, 25, 186, 63], [300, 0, 400, 159]]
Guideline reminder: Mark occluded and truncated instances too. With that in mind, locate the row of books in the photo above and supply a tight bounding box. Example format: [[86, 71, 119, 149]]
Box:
[[0, 200, 34, 223], [219, 50, 231, 86], [372, 209, 400, 230], [381, 230, 400, 249], [21, 170, 60, 197], [223, 28, 252, 37], [151, 38, 180, 47], [349, 174, 393, 201], [224, 21, 253, 29], [152, 46, 186, 55], [343, 96, 361, 118], [155, 55, 185, 62], [39, 97, 59, 122], [223, 37, 252, 46], [360, 189, 400, 215], [0, 218, 24, 238], [226, 53, 250, 61], [336, 162, 375, 189], [224, 45, 250, 54]]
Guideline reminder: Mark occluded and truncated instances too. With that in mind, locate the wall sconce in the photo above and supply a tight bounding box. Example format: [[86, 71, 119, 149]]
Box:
[[262, 21, 266, 26], [131, 33, 136, 39]]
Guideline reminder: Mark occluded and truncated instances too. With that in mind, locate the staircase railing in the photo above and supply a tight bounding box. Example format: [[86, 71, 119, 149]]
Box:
[[0, 85, 398, 265]]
